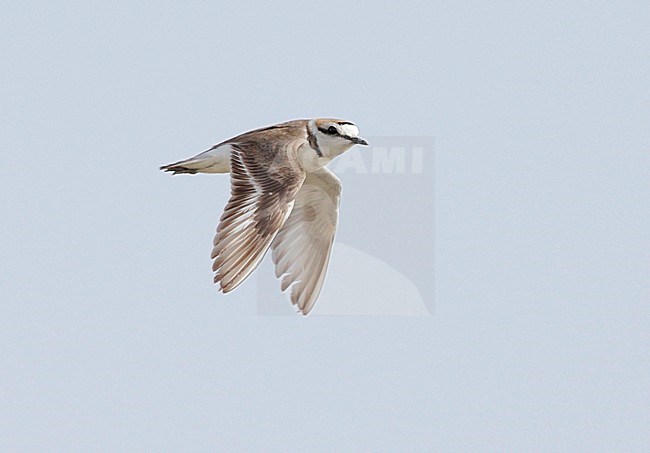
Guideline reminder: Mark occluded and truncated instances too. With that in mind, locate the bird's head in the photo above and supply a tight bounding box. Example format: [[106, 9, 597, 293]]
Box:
[[309, 118, 368, 157]]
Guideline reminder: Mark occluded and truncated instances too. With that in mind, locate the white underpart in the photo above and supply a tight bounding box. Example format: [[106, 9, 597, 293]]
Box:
[[297, 144, 333, 172]]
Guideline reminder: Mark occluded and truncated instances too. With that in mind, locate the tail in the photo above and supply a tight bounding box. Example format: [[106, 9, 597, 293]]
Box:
[[160, 144, 232, 175], [160, 161, 200, 175]]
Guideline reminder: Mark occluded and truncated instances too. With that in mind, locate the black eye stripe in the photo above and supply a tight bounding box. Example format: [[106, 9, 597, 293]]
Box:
[[318, 126, 339, 135]]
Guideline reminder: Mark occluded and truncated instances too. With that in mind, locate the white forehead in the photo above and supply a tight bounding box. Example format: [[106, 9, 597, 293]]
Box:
[[339, 123, 359, 137]]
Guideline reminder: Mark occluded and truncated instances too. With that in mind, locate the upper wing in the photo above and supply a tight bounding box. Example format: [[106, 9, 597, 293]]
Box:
[[212, 142, 305, 293], [160, 120, 309, 175], [270, 167, 341, 315]]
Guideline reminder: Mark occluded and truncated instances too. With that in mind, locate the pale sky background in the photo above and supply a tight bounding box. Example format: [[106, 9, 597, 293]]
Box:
[[2, 1, 650, 451]]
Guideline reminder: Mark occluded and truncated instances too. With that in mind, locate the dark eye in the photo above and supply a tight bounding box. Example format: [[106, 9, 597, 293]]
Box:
[[326, 126, 338, 135]]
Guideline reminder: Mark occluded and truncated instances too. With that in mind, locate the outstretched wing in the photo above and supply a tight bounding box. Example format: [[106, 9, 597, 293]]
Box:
[[212, 142, 305, 293], [270, 167, 341, 315]]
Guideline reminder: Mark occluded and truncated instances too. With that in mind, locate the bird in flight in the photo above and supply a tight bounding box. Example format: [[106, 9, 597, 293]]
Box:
[[161, 118, 368, 315]]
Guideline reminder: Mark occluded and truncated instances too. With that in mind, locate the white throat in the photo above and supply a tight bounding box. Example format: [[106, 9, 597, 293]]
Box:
[[297, 120, 347, 172]]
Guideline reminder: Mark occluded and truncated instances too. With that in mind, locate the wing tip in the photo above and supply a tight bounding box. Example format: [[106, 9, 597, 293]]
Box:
[[295, 301, 314, 316], [214, 274, 236, 293]]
